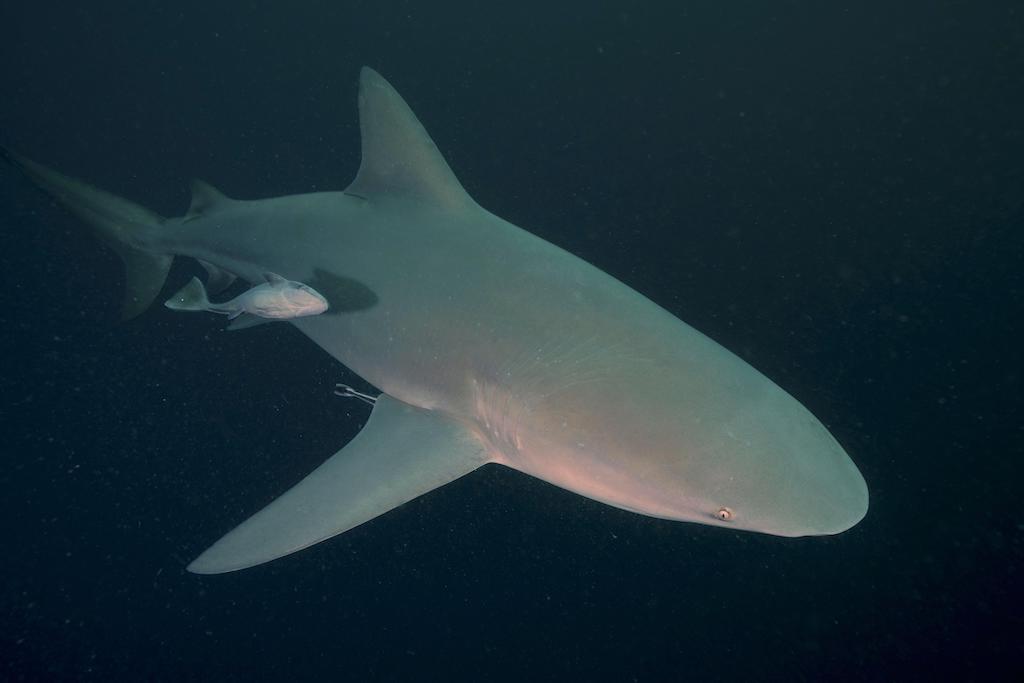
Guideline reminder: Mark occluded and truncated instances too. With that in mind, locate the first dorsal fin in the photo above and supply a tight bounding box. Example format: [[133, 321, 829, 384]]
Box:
[[345, 67, 475, 211], [184, 179, 232, 222]]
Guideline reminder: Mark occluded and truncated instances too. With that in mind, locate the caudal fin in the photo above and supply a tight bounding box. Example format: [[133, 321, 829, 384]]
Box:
[[164, 276, 210, 312], [1, 147, 172, 318]]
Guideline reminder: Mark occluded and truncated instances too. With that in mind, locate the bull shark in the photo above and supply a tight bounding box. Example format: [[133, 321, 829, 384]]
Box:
[[2, 67, 868, 574]]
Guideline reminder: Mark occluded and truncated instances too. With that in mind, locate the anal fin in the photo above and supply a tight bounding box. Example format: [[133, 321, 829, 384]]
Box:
[[199, 259, 237, 294], [187, 394, 489, 574]]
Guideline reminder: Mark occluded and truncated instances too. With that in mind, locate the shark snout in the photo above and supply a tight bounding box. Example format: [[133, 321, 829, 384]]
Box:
[[699, 392, 869, 538], [783, 459, 868, 537], [763, 415, 869, 537]]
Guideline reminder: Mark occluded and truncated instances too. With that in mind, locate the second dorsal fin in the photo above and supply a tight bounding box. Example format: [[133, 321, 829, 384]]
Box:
[[185, 179, 233, 222]]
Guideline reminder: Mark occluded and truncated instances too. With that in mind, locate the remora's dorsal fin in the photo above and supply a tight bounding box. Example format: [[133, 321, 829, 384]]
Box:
[[345, 67, 475, 210], [184, 179, 232, 222], [187, 394, 489, 573]]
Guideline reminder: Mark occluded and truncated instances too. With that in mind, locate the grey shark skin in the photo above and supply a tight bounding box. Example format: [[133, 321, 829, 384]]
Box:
[[2, 68, 868, 574]]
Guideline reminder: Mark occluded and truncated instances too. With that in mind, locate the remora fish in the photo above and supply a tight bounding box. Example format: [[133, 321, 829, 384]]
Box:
[[2, 67, 868, 574], [165, 272, 328, 324]]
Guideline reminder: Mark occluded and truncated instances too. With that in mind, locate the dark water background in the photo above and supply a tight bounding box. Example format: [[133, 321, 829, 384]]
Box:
[[1, 1, 1021, 680]]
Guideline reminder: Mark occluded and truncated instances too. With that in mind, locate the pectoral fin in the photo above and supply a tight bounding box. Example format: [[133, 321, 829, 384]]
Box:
[[187, 394, 489, 574], [226, 314, 275, 331]]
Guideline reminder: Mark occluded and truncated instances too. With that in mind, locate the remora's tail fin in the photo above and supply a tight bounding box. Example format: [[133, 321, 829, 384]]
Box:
[[1, 147, 172, 318], [164, 276, 210, 312]]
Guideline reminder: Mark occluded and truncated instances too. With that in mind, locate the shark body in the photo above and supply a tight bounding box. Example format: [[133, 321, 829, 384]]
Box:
[[3, 68, 868, 574]]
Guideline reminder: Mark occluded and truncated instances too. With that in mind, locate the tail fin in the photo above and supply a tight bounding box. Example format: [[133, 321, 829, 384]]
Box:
[[164, 277, 210, 312], [1, 147, 172, 318]]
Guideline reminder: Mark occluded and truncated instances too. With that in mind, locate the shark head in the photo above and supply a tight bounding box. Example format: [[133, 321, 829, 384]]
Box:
[[560, 387, 868, 538], [667, 390, 870, 538], [501, 336, 869, 540]]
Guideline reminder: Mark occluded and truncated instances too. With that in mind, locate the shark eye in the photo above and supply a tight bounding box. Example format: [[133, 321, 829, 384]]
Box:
[[715, 507, 734, 521]]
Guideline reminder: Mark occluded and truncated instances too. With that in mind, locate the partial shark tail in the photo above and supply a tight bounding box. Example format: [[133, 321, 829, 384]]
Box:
[[1, 147, 172, 318]]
